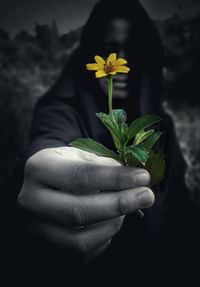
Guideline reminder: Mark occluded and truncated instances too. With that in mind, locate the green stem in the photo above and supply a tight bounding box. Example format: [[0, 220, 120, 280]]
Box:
[[106, 76, 144, 218], [107, 76, 113, 115]]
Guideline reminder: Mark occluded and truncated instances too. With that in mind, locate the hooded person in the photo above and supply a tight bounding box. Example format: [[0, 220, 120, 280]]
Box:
[[7, 0, 199, 283]]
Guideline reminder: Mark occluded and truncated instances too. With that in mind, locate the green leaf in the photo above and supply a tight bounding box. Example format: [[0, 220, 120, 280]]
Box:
[[144, 149, 166, 186], [126, 115, 162, 143], [124, 146, 149, 166], [133, 129, 154, 146], [111, 109, 127, 125], [96, 112, 121, 148], [138, 131, 163, 151], [69, 138, 120, 160], [125, 153, 141, 167], [111, 109, 128, 146]]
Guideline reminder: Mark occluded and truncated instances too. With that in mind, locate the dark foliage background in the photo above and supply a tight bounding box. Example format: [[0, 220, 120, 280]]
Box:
[[0, 9, 200, 200]]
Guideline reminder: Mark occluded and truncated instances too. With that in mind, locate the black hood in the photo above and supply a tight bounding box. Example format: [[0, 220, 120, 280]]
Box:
[[80, 0, 162, 63], [64, 0, 164, 117]]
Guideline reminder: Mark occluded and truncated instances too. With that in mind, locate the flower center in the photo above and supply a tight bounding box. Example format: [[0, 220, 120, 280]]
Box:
[[104, 62, 114, 74]]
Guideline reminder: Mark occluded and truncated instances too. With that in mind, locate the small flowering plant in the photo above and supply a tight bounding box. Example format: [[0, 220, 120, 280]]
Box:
[[69, 53, 166, 188]]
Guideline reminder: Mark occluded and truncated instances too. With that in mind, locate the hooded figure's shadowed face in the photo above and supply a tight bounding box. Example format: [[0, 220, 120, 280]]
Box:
[[98, 18, 131, 99], [71, 0, 164, 117]]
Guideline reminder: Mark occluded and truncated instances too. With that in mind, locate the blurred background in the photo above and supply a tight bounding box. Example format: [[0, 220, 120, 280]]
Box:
[[0, 0, 200, 199]]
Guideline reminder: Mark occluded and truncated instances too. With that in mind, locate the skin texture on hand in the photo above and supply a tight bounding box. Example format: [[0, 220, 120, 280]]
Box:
[[17, 147, 154, 262]]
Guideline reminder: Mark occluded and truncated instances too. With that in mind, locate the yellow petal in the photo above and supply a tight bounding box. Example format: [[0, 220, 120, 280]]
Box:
[[86, 63, 101, 71], [107, 53, 117, 64], [95, 70, 107, 78], [114, 58, 127, 66], [95, 55, 105, 67], [109, 71, 117, 75], [115, 66, 130, 73]]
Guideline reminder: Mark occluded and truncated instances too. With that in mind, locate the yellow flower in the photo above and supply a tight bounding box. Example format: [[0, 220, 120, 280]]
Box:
[[86, 53, 130, 78]]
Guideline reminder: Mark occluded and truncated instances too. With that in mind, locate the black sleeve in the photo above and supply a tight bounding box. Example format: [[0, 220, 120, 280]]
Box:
[[26, 73, 89, 159]]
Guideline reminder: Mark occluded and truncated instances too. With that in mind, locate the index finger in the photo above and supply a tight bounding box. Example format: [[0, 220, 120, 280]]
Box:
[[28, 150, 150, 192]]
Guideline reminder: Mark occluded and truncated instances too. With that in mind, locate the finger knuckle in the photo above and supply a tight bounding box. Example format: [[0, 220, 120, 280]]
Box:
[[114, 167, 136, 190], [115, 196, 129, 216], [125, 169, 140, 188], [112, 167, 124, 190], [74, 164, 93, 189], [72, 201, 86, 226]]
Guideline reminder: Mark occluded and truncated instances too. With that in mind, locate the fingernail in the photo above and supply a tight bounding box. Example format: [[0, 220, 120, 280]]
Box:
[[135, 171, 150, 186], [137, 189, 155, 208]]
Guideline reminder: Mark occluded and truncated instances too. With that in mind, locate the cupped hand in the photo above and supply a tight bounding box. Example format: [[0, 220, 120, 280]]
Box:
[[17, 147, 154, 261]]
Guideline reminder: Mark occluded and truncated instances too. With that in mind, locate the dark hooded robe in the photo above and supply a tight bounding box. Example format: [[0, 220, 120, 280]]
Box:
[[3, 0, 200, 284]]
